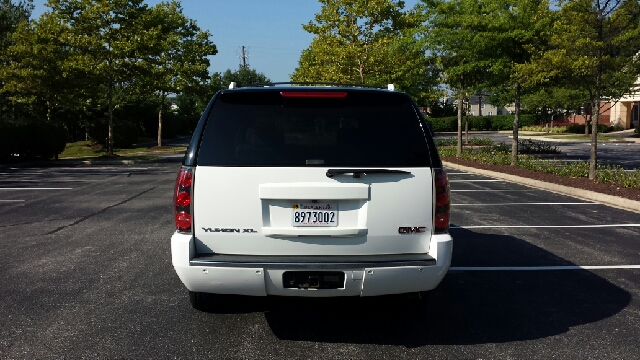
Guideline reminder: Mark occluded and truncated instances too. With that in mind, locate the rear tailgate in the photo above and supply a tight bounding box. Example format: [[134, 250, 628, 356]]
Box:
[[192, 88, 439, 257], [193, 167, 433, 256]]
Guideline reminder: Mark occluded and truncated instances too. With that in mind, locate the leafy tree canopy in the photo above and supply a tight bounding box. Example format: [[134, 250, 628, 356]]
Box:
[[292, 0, 438, 103], [0, 0, 32, 51], [213, 66, 271, 89]]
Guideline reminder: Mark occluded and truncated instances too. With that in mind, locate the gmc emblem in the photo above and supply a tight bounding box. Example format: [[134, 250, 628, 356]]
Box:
[[398, 226, 426, 234]]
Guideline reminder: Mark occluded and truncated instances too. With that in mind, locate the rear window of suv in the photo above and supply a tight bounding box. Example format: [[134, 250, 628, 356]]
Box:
[[196, 90, 432, 167]]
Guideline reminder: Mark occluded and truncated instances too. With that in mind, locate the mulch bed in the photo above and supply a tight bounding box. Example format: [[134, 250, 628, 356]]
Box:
[[442, 156, 640, 202]]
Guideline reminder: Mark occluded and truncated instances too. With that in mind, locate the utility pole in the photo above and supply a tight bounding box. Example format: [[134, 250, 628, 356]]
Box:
[[240, 46, 249, 68]]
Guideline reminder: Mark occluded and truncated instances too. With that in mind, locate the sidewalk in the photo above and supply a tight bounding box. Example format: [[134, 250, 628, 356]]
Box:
[[516, 129, 640, 143]]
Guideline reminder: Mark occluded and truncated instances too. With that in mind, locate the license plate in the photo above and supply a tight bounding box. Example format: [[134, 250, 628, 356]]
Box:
[[292, 203, 338, 227]]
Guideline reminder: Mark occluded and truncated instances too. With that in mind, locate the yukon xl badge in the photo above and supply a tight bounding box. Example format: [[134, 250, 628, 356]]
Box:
[[202, 228, 257, 233], [398, 226, 426, 234]]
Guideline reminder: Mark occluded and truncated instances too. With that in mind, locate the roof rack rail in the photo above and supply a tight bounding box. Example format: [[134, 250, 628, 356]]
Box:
[[228, 82, 395, 90]]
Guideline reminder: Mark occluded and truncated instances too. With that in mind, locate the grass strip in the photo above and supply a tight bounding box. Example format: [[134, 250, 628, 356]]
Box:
[[439, 145, 640, 189], [59, 140, 185, 159]]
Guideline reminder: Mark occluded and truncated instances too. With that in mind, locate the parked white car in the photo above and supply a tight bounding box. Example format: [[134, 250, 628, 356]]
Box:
[[171, 83, 452, 310]]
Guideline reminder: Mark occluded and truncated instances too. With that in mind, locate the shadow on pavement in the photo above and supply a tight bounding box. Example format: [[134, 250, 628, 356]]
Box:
[[201, 227, 630, 347]]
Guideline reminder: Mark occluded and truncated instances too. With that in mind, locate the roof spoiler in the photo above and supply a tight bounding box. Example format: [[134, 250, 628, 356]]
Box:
[[227, 82, 396, 90]]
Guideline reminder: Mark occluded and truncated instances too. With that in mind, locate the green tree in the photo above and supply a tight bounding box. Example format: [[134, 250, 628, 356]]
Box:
[[138, 0, 216, 146], [292, 0, 436, 100], [1, 12, 73, 122], [521, 87, 589, 124], [486, 0, 555, 165], [215, 66, 271, 88], [46, 0, 149, 155], [518, 0, 640, 179], [293, 0, 408, 84], [420, 0, 497, 156], [0, 0, 33, 121], [0, 0, 32, 51]]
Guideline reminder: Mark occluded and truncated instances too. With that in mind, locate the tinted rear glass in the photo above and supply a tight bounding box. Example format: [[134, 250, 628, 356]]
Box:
[[196, 90, 432, 167]]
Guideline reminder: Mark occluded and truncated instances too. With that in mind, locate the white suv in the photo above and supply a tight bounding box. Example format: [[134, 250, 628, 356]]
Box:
[[171, 84, 452, 310]]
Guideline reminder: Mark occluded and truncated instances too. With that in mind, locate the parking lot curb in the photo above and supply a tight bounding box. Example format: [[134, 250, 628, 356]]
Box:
[[442, 161, 640, 214]]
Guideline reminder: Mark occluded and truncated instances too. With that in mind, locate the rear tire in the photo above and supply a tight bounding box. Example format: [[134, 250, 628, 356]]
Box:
[[189, 291, 216, 312]]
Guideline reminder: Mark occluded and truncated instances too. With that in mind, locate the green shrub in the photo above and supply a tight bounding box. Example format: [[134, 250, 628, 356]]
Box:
[[426, 114, 536, 132], [435, 137, 457, 147], [0, 121, 67, 159], [470, 137, 494, 146], [521, 125, 567, 133], [518, 139, 560, 154], [435, 137, 494, 148], [427, 117, 457, 132], [441, 144, 640, 189], [566, 124, 611, 134]]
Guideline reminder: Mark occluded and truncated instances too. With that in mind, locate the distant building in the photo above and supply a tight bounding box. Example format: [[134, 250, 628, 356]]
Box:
[[610, 76, 639, 129], [168, 96, 179, 111], [448, 93, 513, 116]]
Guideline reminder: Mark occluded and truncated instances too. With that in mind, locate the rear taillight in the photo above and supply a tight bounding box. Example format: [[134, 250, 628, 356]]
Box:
[[434, 168, 450, 234], [174, 166, 193, 233]]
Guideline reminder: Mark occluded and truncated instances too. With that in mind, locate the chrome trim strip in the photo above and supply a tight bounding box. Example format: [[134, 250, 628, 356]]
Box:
[[189, 259, 436, 269]]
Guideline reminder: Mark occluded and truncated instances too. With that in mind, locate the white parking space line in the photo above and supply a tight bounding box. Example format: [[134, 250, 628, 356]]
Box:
[[451, 190, 532, 192], [0, 188, 73, 190], [0, 172, 129, 176], [449, 180, 503, 182], [452, 202, 598, 206], [445, 173, 473, 175], [450, 265, 640, 271], [0, 179, 101, 182], [53, 167, 150, 171], [0, 200, 25, 202], [452, 224, 640, 229]]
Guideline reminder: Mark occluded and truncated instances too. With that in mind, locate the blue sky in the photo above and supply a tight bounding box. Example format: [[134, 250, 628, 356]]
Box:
[[31, 0, 419, 82]]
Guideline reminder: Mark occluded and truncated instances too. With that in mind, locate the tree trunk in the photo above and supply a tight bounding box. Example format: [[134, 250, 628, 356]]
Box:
[[585, 112, 591, 135], [590, 12, 603, 180], [457, 88, 463, 157], [511, 82, 521, 166], [46, 100, 51, 122], [590, 80, 600, 180], [107, 82, 114, 156], [158, 91, 164, 147], [478, 93, 482, 116], [465, 97, 469, 145]]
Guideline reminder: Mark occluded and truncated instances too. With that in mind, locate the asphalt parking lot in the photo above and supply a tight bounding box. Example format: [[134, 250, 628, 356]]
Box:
[[1, 163, 639, 359]]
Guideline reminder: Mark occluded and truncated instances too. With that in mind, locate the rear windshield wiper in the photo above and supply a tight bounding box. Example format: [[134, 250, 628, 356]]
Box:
[[326, 169, 411, 178]]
